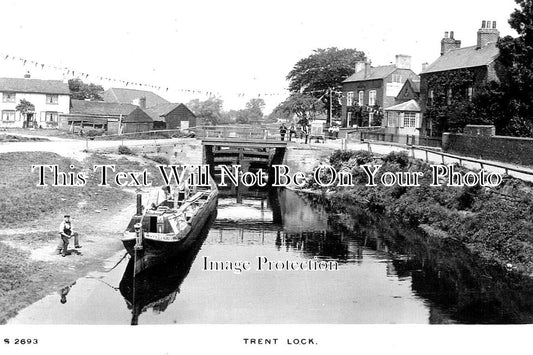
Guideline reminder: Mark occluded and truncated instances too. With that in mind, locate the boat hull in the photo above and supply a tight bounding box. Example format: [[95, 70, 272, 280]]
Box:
[[123, 193, 217, 275]]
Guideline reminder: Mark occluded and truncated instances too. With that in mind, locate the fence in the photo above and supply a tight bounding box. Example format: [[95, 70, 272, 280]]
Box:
[[361, 141, 533, 182]]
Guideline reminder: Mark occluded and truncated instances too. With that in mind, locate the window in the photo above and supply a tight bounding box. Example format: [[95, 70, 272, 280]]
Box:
[[347, 112, 352, 126], [46, 94, 58, 104], [427, 89, 434, 106], [392, 74, 402, 83], [358, 91, 364, 106], [44, 111, 58, 122], [446, 88, 453, 105], [2, 92, 15, 103], [346, 91, 355, 106], [467, 87, 473, 102], [1, 110, 16, 121], [404, 112, 417, 127], [368, 90, 376, 106]]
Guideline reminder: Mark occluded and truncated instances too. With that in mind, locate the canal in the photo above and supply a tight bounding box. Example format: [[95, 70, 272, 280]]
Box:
[[8, 189, 533, 324]]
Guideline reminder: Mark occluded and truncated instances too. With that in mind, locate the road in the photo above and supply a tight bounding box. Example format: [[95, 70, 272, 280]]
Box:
[[2, 133, 533, 182]]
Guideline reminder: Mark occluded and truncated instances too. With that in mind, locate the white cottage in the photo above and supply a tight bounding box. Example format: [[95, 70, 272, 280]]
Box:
[[0, 76, 70, 129], [383, 99, 421, 136]]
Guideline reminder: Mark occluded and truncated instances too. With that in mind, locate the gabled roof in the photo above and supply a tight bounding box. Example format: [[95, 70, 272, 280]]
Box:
[[102, 88, 170, 107], [343, 65, 397, 83], [409, 79, 420, 93], [148, 103, 181, 116], [422, 42, 499, 75], [0, 78, 70, 95], [70, 100, 137, 116], [122, 107, 153, 123], [384, 99, 420, 112]]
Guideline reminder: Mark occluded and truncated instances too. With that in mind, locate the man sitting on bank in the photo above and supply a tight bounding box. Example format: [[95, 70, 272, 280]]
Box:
[[57, 214, 81, 257]]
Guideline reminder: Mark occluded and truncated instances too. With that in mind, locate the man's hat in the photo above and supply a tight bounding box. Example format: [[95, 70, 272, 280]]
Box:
[[64, 214, 70, 218]]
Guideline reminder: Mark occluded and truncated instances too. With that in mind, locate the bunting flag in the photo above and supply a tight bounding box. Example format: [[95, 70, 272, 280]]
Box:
[[0, 51, 289, 99]]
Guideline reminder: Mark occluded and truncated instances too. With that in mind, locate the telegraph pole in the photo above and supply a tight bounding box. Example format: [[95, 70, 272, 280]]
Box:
[[329, 88, 333, 126]]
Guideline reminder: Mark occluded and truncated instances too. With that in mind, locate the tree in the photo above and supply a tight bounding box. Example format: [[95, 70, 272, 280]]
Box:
[[286, 47, 366, 124], [16, 99, 35, 127], [186, 97, 224, 125], [272, 93, 325, 123], [245, 98, 265, 121], [68, 79, 104, 101]]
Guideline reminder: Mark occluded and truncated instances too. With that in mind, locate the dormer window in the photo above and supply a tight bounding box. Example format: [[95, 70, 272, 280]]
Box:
[[46, 94, 58, 104], [2, 92, 15, 103], [392, 74, 402, 83]]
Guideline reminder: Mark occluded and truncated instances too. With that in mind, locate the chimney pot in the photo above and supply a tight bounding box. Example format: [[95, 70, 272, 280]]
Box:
[[441, 30, 461, 55], [23, 71, 31, 79], [477, 19, 500, 49]]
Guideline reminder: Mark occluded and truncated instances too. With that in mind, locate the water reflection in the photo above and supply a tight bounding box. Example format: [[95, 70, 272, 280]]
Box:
[[10, 188, 533, 324], [119, 211, 216, 325]]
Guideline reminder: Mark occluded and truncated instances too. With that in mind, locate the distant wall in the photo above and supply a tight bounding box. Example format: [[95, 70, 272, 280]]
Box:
[[442, 132, 533, 166]]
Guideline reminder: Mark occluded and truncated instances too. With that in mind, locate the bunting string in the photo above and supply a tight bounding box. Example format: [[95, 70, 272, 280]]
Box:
[[0, 51, 289, 98]]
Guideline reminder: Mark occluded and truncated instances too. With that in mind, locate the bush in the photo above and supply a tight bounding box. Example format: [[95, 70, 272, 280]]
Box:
[[149, 155, 170, 165], [329, 150, 373, 170], [118, 145, 134, 155], [382, 151, 410, 168], [85, 129, 105, 137]]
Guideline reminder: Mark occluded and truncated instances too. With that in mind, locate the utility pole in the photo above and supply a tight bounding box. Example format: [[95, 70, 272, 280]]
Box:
[[329, 88, 333, 126]]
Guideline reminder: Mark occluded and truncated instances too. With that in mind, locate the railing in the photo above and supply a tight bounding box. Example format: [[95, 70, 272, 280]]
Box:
[[359, 131, 442, 148], [361, 140, 533, 180], [193, 125, 282, 141]]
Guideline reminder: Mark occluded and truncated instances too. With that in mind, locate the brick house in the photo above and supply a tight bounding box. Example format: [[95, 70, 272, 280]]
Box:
[[0, 75, 70, 129], [420, 21, 501, 136], [341, 55, 418, 127]]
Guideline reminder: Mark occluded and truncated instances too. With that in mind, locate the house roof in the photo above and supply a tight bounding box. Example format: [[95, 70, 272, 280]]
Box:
[[409, 79, 420, 93], [70, 100, 137, 116], [422, 42, 499, 74], [0, 77, 70, 95], [102, 88, 170, 107], [148, 103, 181, 116], [384, 99, 420, 112], [122, 107, 154, 123], [145, 103, 196, 122], [343, 65, 397, 83]]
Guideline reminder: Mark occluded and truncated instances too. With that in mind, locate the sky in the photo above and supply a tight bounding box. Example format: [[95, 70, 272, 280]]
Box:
[[0, 0, 519, 113]]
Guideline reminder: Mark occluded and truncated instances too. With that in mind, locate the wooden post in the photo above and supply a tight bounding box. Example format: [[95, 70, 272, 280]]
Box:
[[425, 150, 428, 162]]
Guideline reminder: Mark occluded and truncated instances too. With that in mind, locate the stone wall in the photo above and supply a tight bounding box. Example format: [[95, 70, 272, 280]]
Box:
[[442, 132, 533, 166]]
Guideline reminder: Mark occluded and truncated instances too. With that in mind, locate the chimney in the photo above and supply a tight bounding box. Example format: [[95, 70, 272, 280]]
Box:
[[477, 20, 499, 49], [421, 62, 429, 72], [24, 71, 31, 79], [440, 30, 461, 55], [139, 96, 147, 109], [395, 54, 411, 70], [364, 62, 371, 78], [355, 61, 366, 73]]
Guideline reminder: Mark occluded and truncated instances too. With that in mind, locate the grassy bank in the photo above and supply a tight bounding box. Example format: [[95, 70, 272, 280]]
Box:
[[299, 150, 533, 275], [0, 150, 167, 323]]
